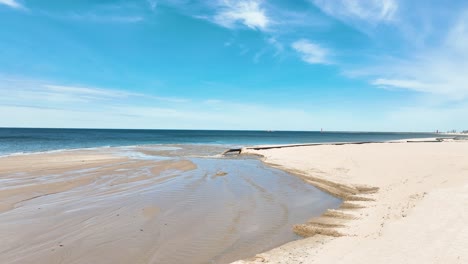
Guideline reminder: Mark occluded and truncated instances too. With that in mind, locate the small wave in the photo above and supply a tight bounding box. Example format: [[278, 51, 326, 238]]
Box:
[[0, 145, 114, 158]]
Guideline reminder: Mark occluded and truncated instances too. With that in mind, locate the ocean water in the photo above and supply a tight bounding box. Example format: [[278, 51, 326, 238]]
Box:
[[0, 128, 442, 156]]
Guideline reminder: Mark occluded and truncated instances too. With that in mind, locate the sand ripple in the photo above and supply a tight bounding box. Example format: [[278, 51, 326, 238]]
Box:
[[0, 148, 340, 264]]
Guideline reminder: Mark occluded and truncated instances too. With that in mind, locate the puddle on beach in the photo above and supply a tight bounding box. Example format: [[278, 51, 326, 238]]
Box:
[[0, 145, 341, 264]]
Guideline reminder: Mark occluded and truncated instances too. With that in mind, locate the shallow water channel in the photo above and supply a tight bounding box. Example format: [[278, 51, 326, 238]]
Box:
[[0, 145, 341, 264]]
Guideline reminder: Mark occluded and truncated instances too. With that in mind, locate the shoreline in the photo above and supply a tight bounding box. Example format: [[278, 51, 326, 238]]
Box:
[[1, 132, 455, 158], [223, 136, 466, 155], [1, 139, 467, 263], [233, 139, 468, 263], [0, 144, 340, 264]]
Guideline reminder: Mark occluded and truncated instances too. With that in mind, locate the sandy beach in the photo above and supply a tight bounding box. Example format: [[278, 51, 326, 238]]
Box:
[[1, 140, 467, 263], [0, 145, 341, 264], [235, 140, 468, 263]]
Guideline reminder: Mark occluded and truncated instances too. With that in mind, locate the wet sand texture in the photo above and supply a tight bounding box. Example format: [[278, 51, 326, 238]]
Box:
[[0, 148, 340, 264]]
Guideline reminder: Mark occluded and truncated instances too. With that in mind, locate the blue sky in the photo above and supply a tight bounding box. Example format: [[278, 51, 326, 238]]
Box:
[[0, 0, 467, 131]]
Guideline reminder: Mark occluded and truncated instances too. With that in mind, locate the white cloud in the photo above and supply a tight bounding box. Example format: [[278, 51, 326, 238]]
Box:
[[39, 2, 146, 23], [312, 0, 398, 24], [0, 76, 366, 131], [66, 13, 144, 23], [42, 85, 141, 100], [371, 79, 431, 92], [291, 39, 329, 64], [164, 0, 330, 33], [369, 58, 468, 99], [212, 0, 270, 30], [367, 10, 468, 99], [0, 0, 23, 9], [2, 76, 466, 131], [0, 77, 187, 106], [0, 78, 319, 130]]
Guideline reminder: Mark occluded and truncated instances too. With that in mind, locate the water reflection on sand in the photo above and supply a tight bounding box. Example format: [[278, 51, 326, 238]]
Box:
[[0, 145, 341, 264]]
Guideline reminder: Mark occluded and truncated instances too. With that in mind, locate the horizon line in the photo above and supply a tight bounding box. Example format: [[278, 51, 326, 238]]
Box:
[[0, 126, 440, 134]]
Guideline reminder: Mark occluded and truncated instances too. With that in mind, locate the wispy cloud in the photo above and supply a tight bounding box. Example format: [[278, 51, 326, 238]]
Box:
[[366, 10, 468, 99], [62, 13, 144, 23], [211, 0, 270, 30], [0, 76, 323, 130], [371, 79, 431, 92], [267, 37, 284, 56], [1, 83, 135, 105], [42, 85, 139, 99], [36, 1, 147, 23], [312, 0, 398, 25], [147, 0, 157, 11], [318, 2, 468, 101], [252, 37, 285, 63], [164, 0, 328, 31], [158, 0, 331, 63], [0, 0, 24, 10], [292, 39, 329, 64], [0, 77, 187, 107]]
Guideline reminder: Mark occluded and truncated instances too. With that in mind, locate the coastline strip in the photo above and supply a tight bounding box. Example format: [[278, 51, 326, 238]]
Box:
[[222, 137, 452, 155]]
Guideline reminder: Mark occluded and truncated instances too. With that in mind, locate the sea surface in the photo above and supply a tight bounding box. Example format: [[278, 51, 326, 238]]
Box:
[[0, 128, 442, 156]]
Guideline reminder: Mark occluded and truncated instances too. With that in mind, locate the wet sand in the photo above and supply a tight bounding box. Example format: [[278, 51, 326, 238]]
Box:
[[235, 140, 468, 264], [0, 146, 340, 264]]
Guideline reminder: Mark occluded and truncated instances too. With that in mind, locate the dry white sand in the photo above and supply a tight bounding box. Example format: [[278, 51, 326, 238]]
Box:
[[234, 141, 468, 264]]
